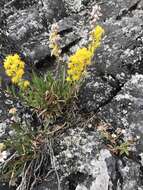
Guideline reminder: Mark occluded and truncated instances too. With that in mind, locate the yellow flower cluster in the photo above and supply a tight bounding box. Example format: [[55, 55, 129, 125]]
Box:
[[19, 79, 30, 90], [49, 23, 62, 58], [66, 48, 92, 82], [66, 25, 104, 82], [3, 54, 30, 89], [88, 25, 105, 54]]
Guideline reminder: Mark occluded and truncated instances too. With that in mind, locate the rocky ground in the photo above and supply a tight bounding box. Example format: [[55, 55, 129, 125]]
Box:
[[1, 0, 143, 190]]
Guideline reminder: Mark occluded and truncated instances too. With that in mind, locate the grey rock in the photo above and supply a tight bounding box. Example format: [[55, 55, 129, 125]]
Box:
[[0, 31, 21, 58], [98, 74, 143, 154], [34, 125, 143, 190], [0, 0, 66, 65], [76, 184, 88, 190], [117, 157, 143, 190], [34, 126, 106, 190], [100, 0, 141, 20], [95, 12, 143, 84], [0, 0, 85, 72], [77, 1, 143, 188], [79, 3, 143, 112], [64, 0, 91, 14], [88, 149, 111, 190], [79, 70, 119, 112]]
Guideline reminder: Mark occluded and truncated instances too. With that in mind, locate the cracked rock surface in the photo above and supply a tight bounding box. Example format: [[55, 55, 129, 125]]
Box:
[[98, 74, 143, 154], [1, 0, 143, 190]]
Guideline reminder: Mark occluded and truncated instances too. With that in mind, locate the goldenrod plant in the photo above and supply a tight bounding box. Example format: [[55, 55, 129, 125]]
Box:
[[1, 17, 104, 189], [3, 25, 104, 117]]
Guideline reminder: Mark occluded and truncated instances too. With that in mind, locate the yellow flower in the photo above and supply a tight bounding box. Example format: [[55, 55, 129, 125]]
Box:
[[91, 25, 104, 40], [6, 69, 14, 77], [16, 69, 24, 79], [67, 48, 92, 82], [18, 80, 30, 90], [66, 25, 104, 83], [23, 80, 30, 89], [3, 54, 26, 85], [66, 77, 72, 82], [13, 53, 20, 60], [4, 61, 11, 70], [11, 76, 19, 84], [18, 61, 25, 69], [88, 25, 105, 54], [72, 74, 80, 81]]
